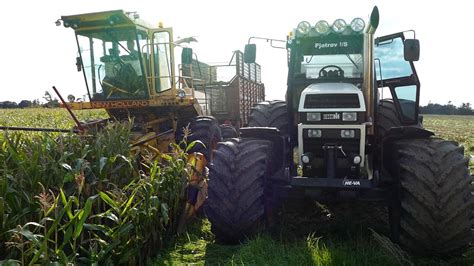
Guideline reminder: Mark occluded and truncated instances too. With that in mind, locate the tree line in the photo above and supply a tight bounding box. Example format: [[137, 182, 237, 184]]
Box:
[[0, 96, 473, 116], [0, 91, 82, 109], [420, 102, 473, 115]]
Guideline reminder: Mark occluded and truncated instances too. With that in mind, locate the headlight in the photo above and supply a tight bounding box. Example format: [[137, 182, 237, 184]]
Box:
[[297, 21, 311, 35], [332, 19, 347, 33], [301, 153, 313, 164], [306, 112, 321, 121], [308, 129, 322, 138], [301, 154, 310, 164], [353, 155, 362, 165], [342, 112, 357, 121], [177, 89, 186, 99], [341, 129, 355, 138], [350, 18, 365, 32], [315, 20, 330, 34]]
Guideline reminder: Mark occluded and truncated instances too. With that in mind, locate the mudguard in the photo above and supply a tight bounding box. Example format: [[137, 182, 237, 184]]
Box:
[[383, 126, 434, 143]]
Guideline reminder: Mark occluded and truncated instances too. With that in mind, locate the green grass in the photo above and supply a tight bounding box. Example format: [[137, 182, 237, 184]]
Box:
[[156, 202, 474, 265], [155, 205, 398, 266]]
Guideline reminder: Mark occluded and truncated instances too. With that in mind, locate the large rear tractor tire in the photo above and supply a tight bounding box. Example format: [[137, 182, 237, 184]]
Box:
[[205, 138, 272, 243], [182, 116, 222, 161], [376, 99, 402, 140], [248, 100, 288, 135], [390, 138, 473, 255]]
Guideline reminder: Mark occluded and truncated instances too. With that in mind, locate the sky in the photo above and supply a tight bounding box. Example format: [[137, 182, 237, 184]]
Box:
[[0, 0, 472, 106]]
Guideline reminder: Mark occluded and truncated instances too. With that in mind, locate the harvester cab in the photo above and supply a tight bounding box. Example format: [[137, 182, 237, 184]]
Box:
[[58, 10, 205, 127], [57, 10, 266, 149], [60, 10, 194, 102], [206, 6, 472, 256], [57, 10, 217, 154]]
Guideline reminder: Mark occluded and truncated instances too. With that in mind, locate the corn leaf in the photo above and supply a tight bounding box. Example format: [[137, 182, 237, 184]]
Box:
[[99, 191, 118, 209], [73, 195, 96, 239], [58, 225, 73, 251], [0, 259, 20, 265], [0, 197, 4, 229], [161, 153, 173, 161], [120, 193, 136, 216], [30, 199, 71, 265], [161, 203, 169, 224], [185, 140, 205, 152], [60, 189, 73, 219]]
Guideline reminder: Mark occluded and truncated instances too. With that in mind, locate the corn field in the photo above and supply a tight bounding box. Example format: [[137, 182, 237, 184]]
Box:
[[0, 108, 192, 264]]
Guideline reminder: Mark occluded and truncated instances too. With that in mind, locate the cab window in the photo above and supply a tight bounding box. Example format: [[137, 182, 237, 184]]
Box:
[[153, 32, 172, 92]]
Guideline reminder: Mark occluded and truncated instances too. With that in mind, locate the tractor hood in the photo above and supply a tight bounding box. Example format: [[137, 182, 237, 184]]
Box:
[[298, 83, 366, 112]]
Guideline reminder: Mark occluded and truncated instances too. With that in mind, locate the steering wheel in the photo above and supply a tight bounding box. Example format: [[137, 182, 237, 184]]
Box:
[[102, 62, 140, 98], [319, 65, 344, 78]]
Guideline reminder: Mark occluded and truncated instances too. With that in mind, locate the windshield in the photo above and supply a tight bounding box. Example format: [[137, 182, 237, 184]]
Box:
[[301, 54, 363, 79], [77, 29, 148, 100], [293, 34, 364, 80]]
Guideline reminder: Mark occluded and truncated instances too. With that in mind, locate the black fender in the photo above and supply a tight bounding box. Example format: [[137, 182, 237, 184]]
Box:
[[383, 126, 434, 144]]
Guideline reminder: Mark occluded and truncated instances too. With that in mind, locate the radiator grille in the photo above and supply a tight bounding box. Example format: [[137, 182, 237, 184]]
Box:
[[304, 94, 360, 109]]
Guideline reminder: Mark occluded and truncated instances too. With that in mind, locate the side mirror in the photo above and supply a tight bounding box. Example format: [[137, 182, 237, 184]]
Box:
[[181, 47, 193, 65], [76, 57, 82, 72], [244, 44, 256, 64], [404, 39, 420, 61]]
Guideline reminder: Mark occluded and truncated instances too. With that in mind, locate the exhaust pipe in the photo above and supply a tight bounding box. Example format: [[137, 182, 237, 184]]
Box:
[[365, 6, 379, 34], [363, 6, 379, 135]]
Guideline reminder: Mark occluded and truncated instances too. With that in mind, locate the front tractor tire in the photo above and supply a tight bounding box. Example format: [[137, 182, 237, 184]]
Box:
[[390, 138, 473, 255], [205, 138, 272, 243]]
